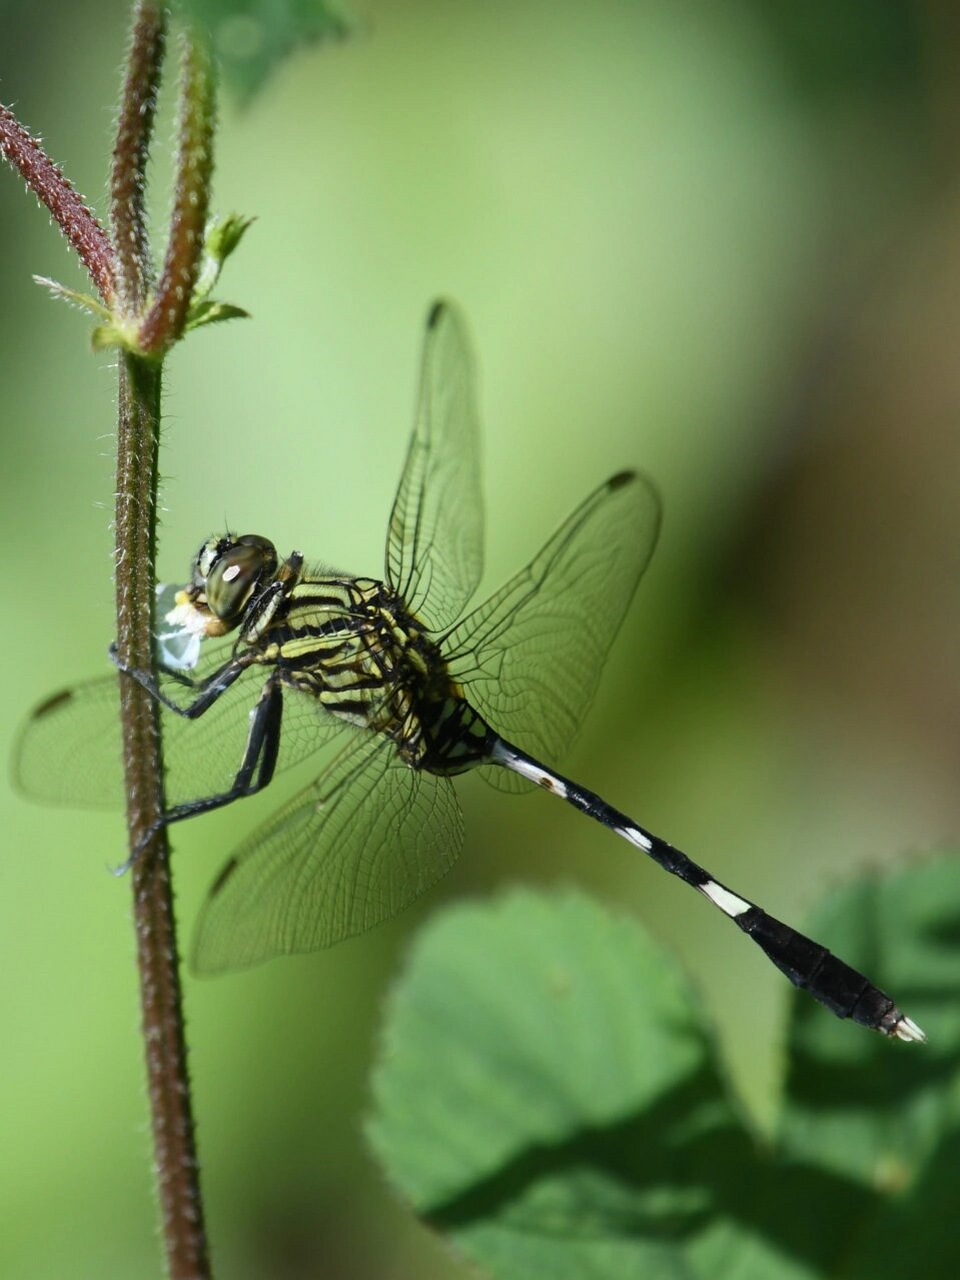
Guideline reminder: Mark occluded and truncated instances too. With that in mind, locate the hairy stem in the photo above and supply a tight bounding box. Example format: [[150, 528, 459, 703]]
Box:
[[116, 353, 211, 1280], [0, 103, 116, 302], [111, 0, 168, 310], [139, 32, 215, 353]]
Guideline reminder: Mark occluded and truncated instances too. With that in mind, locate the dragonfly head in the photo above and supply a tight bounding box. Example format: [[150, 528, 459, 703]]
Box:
[[170, 534, 279, 638]]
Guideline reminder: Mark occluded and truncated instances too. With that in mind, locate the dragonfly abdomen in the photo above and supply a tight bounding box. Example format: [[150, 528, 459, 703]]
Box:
[[403, 695, 494, 775]]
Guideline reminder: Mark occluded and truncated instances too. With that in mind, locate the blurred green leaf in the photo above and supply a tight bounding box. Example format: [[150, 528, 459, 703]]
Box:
[[777, 853, 960, 1278], [781, 854, 960, 1177], [366, 889, 772, 1278], [368, 890, 716, 1206], [367, 864, 960, 1279], [177, 0, 350, 99], [90, 322, 127, 352]]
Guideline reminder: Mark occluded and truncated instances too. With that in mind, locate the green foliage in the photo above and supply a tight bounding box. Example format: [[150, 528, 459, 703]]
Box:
[[32, 277, 111, 320], [182, 213, 254, 332], [367, 858, 960, 1279], [178, 0, 350, 98], [183, 299, 251, 332]]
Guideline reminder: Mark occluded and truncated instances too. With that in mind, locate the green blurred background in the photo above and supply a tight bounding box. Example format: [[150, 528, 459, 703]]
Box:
[[2, 1, 959, 1276]]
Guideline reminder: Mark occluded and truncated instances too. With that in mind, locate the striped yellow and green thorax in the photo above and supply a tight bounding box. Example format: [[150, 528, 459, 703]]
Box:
[[243, 570, 493, 775]]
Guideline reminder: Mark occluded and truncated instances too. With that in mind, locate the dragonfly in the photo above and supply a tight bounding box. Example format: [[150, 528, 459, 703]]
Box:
[[14, 301, 923, 1042]]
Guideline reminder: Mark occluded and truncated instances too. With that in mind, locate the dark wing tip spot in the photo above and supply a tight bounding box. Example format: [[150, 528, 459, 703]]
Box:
[[427, 300, 446, 329], [34, 689, 74, 718], [608, 469, 637, 491], [209, 855, 240, 898]]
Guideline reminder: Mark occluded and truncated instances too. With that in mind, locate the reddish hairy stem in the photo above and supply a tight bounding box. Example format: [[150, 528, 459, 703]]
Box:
[[112, 18, 217, 1275], [111, 0, 168, 310], [0, 102, 116, 303], [139, 35, 215, 353], [5, 13, 223, 1269], [116, 353, 212, 1280]]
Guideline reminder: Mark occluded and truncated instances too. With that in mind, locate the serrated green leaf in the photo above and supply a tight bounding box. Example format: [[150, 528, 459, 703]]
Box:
[[184, 299, 251, 331], [177, 0, 350, 99], [367, 870, 958, 1280], [367, 889, 799, 1280]]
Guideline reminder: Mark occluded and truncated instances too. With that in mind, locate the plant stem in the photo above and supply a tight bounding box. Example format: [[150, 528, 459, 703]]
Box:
[[116, 351, 211, 1280], [0, 102, 116, 302], [4, 10, 227, 1269], [139, 32, 215, 354], [111, 1, 167, 309]]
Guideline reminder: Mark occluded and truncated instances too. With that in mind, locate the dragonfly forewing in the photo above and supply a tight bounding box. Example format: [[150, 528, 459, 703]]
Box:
[[385, 300, 483, 632]]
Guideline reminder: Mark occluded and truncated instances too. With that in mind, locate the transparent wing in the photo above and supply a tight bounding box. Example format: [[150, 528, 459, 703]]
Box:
[[443, 471, 661, 791], [192, 732, 464, 974], [12, 651, 347, 812], [13, 676, 126, 810], [384, 300, 483, 632]]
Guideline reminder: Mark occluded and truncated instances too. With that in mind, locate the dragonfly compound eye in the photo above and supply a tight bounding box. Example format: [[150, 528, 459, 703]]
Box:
[[205, 535, 278, 624]]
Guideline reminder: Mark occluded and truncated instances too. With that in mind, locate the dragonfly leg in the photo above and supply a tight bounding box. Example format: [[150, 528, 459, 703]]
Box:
[[112, 677, 285, 874], [489, 737, 924, 1042], [109, 642, 252, 717]]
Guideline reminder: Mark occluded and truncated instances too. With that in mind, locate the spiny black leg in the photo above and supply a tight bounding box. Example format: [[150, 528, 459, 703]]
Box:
[[110, 641, 252, 718], [112, 678, 284, 874], [110, 641, 198, 686]]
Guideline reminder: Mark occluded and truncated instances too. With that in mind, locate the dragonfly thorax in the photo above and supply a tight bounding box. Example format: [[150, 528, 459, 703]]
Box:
[[244, 569, 494, 776]]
